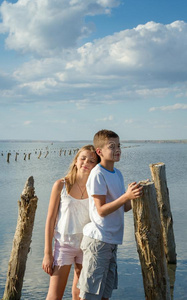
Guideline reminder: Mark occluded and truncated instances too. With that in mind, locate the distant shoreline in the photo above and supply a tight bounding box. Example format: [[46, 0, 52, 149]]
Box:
[[122, 139, 187, 144], [0, 139, 187, 144]]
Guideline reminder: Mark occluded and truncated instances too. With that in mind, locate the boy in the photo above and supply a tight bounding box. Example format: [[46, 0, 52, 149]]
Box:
[[78, 129, 143, 300]]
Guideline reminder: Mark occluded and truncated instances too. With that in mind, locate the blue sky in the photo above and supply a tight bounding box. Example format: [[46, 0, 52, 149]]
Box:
[[0, 0, 187, 141]]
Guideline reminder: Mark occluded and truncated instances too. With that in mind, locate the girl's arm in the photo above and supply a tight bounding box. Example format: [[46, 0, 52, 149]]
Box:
[[42, 179, 63, 276], [93, 182, 142, 217]]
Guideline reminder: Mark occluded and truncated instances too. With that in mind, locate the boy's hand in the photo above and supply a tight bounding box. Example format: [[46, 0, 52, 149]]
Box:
[[126, 182, 143, 200]]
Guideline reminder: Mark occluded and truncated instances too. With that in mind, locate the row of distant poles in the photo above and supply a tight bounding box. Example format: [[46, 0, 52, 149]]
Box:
[[1, 148, 80, 163]]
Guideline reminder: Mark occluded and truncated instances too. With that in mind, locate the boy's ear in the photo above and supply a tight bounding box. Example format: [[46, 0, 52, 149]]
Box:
[[96, 148, 102, 157]]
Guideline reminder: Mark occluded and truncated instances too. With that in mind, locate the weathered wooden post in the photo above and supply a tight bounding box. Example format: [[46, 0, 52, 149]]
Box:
[[7, 153, 11, 163], [15, 153, 19, 161], [3, 176, 38, 300], [149, 163, 176, 264], [44, 151, 49, 158], [167, 264, 176, 300], [132, 181, 171, 300], [38, 151, 42, 159]]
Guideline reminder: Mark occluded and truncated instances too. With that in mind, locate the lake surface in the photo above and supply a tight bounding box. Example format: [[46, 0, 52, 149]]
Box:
[[0, 141, 187, 300]]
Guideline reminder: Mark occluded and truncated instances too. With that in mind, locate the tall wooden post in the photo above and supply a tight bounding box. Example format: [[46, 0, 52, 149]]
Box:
[[3, 176, 38, 300], [132, 181, 171, 300], [149, 163, 176, 264]]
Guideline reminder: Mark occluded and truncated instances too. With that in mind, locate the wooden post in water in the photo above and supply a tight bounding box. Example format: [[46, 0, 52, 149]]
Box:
[[149, 163, 176, 264], [15, 153, 19, 161], [132, 181, 171, 300], [38, 151, 42, 159], [44, 151, 49, 158], [7, 153, 11, 163], [167, 264, 176, 300], [3, 176, 38, 300]]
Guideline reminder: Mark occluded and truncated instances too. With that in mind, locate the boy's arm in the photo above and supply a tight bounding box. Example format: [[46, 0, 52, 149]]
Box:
[[93, 182, 142, 217], [124, 200, 132, 212]]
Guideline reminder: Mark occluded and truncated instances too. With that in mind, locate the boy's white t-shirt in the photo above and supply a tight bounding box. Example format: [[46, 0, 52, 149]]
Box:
[[83, 164, 126, 245]]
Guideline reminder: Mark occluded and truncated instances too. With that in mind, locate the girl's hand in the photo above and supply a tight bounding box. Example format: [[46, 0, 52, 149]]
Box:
[[126, 182, 143, 200], [42, 254, 54, 276]]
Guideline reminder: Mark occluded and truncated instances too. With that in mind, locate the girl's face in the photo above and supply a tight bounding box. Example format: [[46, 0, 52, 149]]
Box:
[[75, 150, 98, 174]]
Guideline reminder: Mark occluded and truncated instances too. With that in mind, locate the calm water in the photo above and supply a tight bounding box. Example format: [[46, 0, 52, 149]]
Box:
[[0, 141, 187, 300]]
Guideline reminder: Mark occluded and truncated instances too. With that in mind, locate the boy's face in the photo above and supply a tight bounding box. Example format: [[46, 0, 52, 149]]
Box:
[[97, 137, 121, 162]]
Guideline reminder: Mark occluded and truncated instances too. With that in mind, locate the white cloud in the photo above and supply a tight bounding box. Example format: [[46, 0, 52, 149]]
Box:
[[149, 103, 187, 112], [96, 115, 113, 121], [13, 20, 187, 82], [136, 88, 171, 97], [1, 14, 187, 105], [75, 20, 187, 79], [19, 78, 58, 94], [23, 120, 32, 125], [0, 0, 119, 56], [71, 99, 90, 110], [125, 119, 134, 124]]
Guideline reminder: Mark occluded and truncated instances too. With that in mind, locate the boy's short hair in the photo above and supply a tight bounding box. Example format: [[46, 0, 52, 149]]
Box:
[[93, 129, 119, 149]]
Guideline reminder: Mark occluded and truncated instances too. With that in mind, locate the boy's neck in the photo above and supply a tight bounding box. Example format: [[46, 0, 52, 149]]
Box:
[[99, 160, 115, 172]]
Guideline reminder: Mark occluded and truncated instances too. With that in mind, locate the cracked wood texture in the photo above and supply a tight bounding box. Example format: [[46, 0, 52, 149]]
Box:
[[149, 163, 176, 264], [132, 181, 171, 300], [3, 176, 38, 300]]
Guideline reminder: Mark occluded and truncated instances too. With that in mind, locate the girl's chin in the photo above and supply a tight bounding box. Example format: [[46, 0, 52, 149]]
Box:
[[81, 167, 90, 172]]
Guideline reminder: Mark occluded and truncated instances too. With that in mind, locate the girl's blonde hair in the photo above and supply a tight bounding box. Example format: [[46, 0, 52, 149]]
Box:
[[64, 144, 99, 193]]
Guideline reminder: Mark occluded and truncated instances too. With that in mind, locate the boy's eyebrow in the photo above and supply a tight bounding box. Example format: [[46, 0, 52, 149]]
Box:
[[108, 141, 119, 146], [108, 141, 116, 144]]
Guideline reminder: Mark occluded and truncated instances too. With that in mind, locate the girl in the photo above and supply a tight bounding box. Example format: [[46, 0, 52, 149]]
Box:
[[42, 145, 99, 300]]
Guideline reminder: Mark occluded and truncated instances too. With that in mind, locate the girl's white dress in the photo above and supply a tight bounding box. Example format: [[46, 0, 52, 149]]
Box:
[[54, 181, 90, 249]]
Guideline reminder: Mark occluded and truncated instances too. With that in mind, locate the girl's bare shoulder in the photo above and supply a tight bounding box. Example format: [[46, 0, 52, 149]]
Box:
[[52, 178, 64, 193]]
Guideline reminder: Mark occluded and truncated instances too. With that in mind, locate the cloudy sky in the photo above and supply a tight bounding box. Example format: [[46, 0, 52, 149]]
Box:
[[0, 0, 187, 141]]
